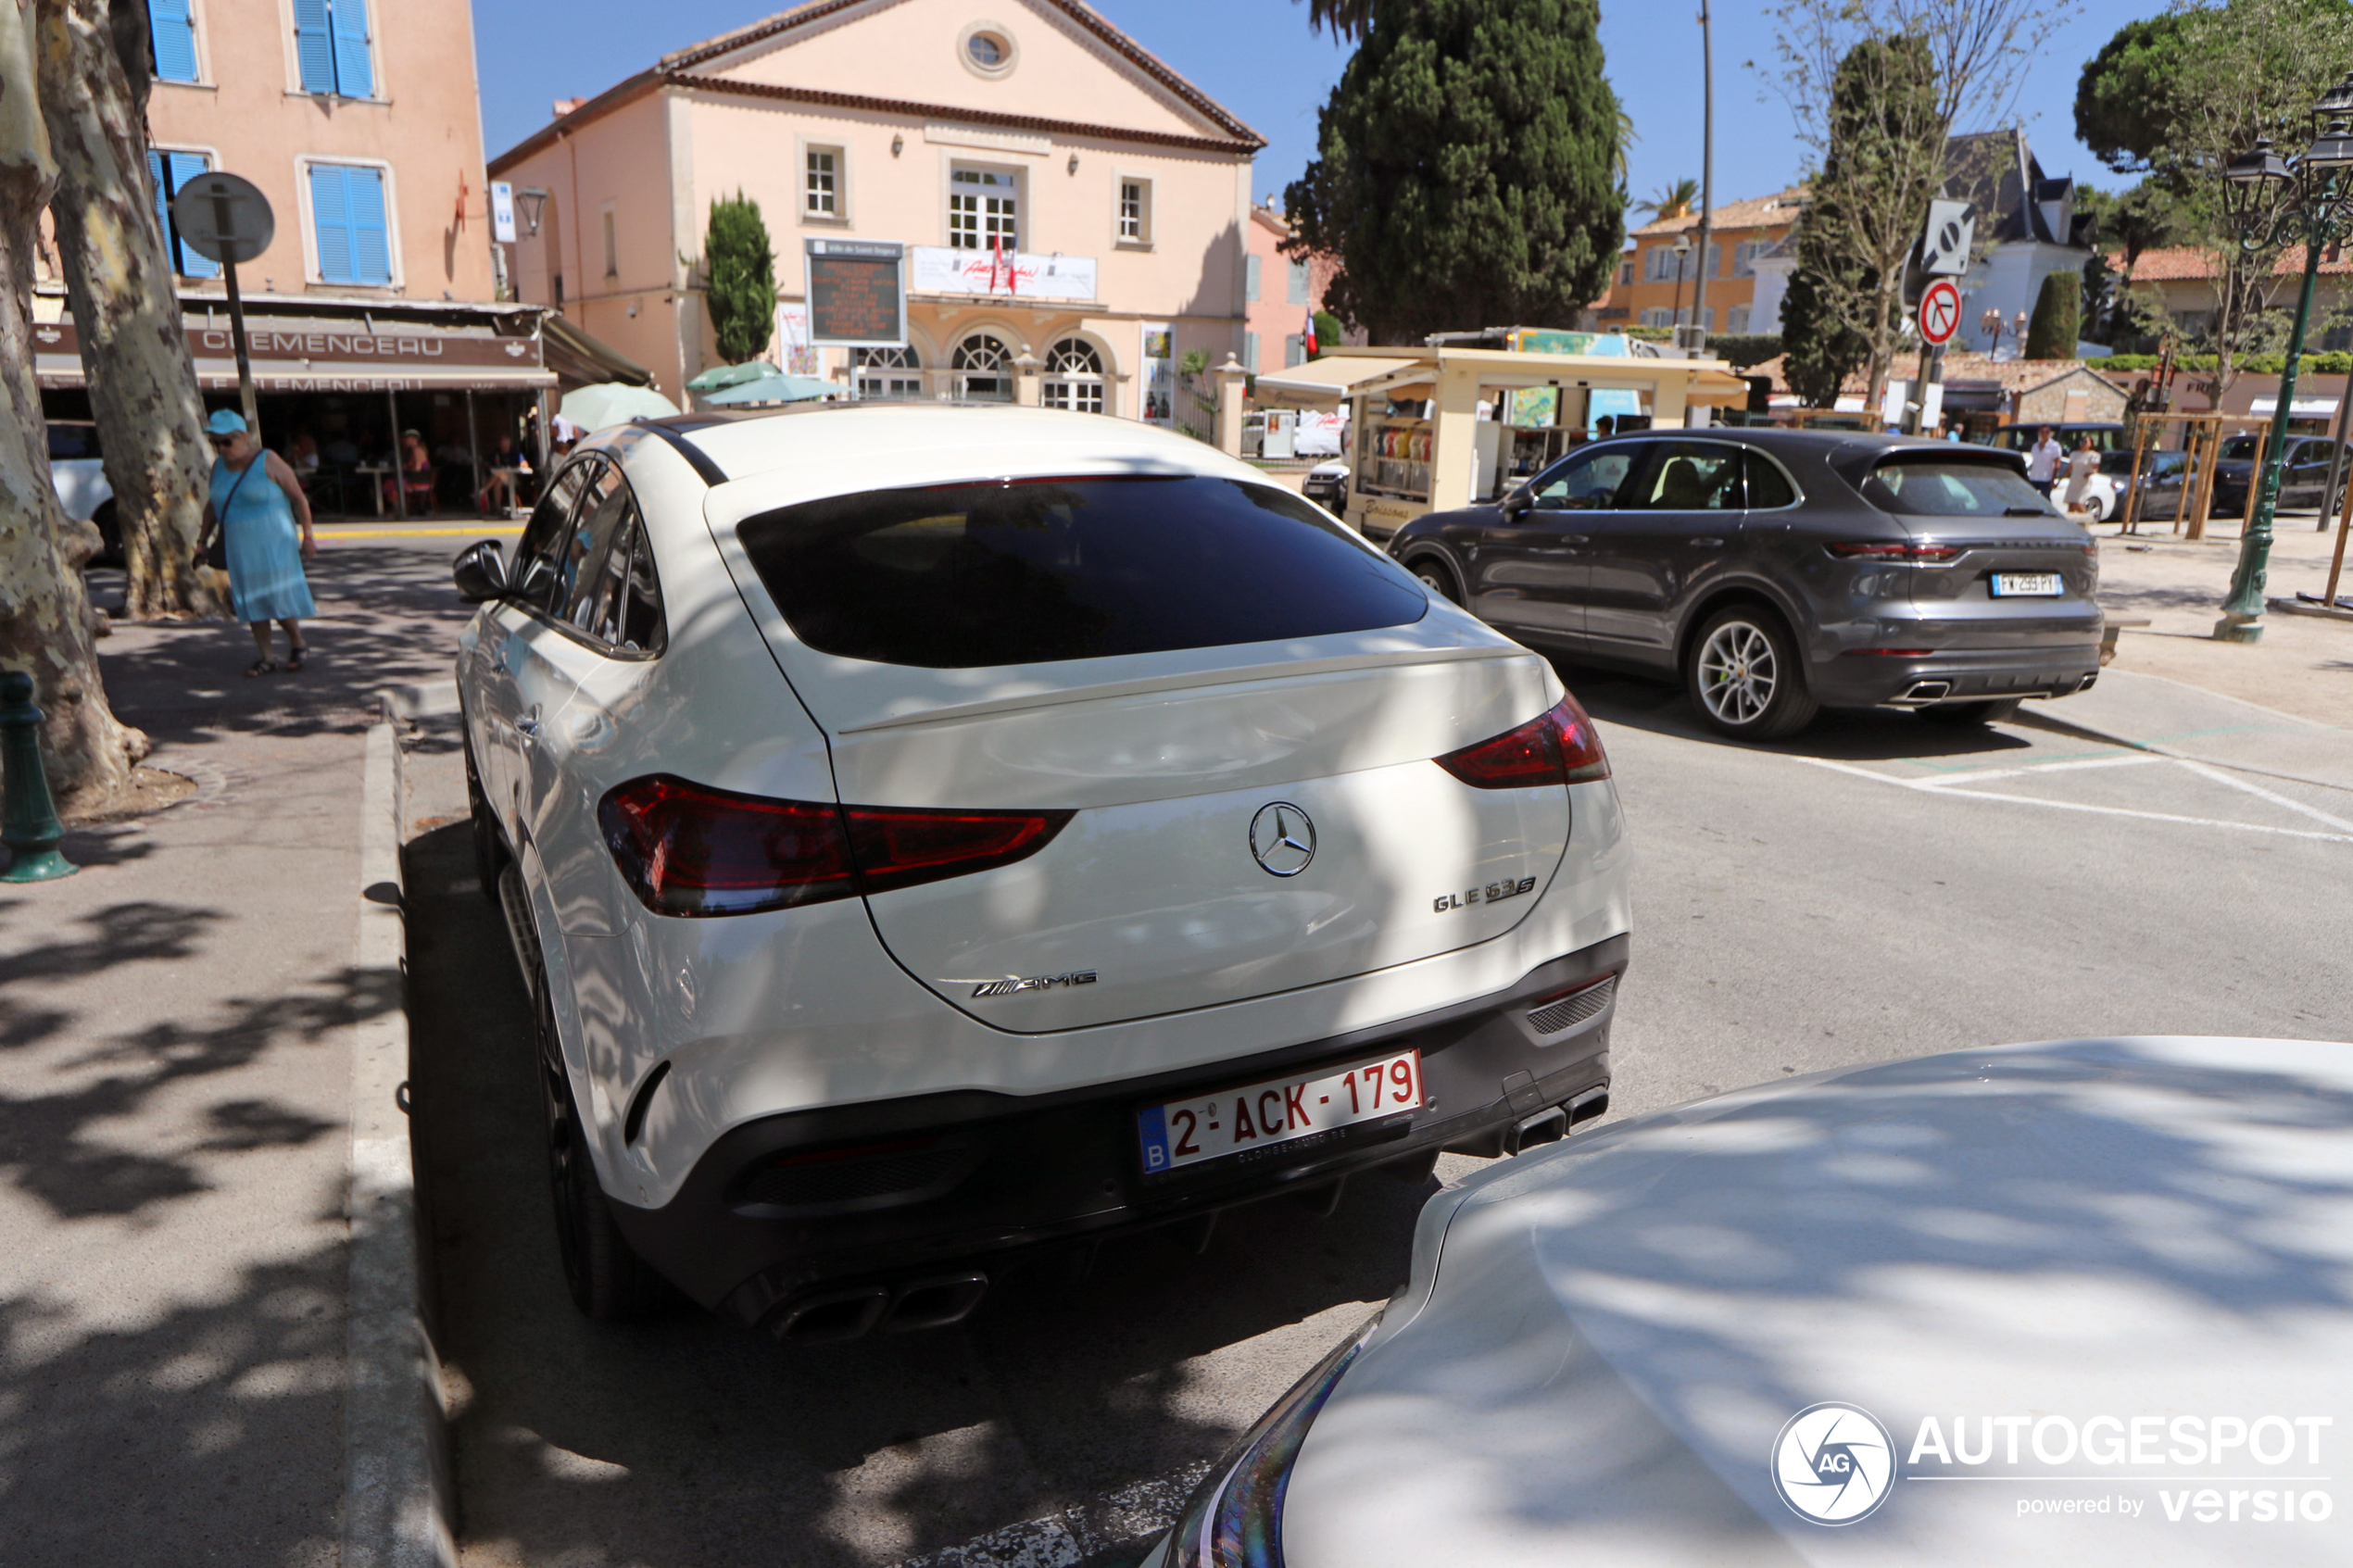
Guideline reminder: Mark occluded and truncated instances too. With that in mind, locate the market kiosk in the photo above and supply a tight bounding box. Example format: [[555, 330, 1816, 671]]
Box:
[[1257, 344, 1751, 540]]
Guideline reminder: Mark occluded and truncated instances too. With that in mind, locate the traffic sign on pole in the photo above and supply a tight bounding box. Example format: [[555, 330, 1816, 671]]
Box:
[[1919, 278, 1963, 346], [170, 173, 274, 438], [1918, 200, 1975, 278]]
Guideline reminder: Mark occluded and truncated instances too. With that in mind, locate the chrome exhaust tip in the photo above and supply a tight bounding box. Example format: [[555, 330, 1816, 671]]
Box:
[[882, 1273, 989, 1334], [1889, 680, 1953, 708], [1504, 1106, 1569, 1156]]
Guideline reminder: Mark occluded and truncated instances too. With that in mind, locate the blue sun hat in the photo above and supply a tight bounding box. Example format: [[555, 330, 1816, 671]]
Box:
[[206, 408, 247, 435]]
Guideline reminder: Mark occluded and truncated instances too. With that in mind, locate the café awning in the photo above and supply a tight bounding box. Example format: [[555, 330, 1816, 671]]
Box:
[[1253, 355, 1423, 408], [543, 313, 655, 390]]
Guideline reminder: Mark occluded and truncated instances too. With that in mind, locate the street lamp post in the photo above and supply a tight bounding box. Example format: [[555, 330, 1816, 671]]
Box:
[[2213, 77, 2353, 643], [1671, 234, 1692, 337]]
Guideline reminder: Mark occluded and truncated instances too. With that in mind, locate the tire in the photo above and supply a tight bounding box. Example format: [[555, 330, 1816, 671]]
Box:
[[1918, 697, 2023, 727], [462, 730, 505, 901], [532, 951, 672, 1321], [1404, 552, 1462, 604], [1685, 606, 1818, 741]]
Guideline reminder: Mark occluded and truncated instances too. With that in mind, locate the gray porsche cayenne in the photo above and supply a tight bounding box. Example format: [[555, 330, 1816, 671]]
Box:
[[1383, 429, 2104, 739]]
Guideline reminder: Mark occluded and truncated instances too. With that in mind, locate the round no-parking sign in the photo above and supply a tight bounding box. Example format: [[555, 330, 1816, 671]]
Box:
[[1919, 278, 1962, 345]]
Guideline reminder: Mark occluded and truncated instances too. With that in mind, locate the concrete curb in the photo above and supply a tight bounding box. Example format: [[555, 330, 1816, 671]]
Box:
[[378, 680, 462, 721], [346, 720, 458, 1568]]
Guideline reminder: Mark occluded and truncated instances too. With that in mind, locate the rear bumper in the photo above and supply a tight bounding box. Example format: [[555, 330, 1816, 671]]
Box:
[[610, 934, 1626, 1337], [1810, 642, 2104, 707]]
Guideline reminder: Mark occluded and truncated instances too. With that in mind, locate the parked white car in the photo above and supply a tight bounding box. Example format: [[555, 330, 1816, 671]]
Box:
[[452, 404, 1630, 1339], [1147, 1035, 2353, 1566], [47, 421, 120, 564]]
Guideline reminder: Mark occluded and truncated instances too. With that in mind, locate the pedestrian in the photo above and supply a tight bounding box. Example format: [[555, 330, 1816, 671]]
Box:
[[1594, 414, 1617, 439], [473, 434, 530, 514], [2027, 426, 2064, 495], [203, 409, 317, 676], [2061, 433, 2101, 518]]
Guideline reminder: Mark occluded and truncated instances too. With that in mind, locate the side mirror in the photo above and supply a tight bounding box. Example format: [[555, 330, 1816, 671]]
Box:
[[1500, 486, 1533, 521], [452, 540, 511, 603]]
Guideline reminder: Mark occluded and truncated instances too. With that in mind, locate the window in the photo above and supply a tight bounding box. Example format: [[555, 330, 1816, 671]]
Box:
[[574, 486, 665, 654], [1287, 259, 1311, 305], [514, 459, 594, 613], [949, 167, 1017, 251], [961, 25, 1016, 77], [1733, 239, 1768, 278], [1118, 179, 1150, 244], [600, 205, 617, 278], [294, 0, 373, 99], [148, 0, 199, 82], [805, 149, 839, 220], [1529, 446, 1638, 509], [555, 461, 627, 626], [1728, 304, 1751, 334], [1041, 338, 1105, 414], [1244, 254, 1261, 303], [732, 475, 1426, 670], [1639, 307, 1671, 328], [1241, 331, 1259, 373], [1284, 334, 1306, 369], [1863, 456, 2052, 517], [1743, 450, 1799, 509], [951, 331, 1013, 401], [1705, 243, 1722, 277], [146, 149, 218, 279], [308, 162, 392, 286], [853, 345, 923, 400], [1628, 442, 1743, 510], [1618, 260, 1633, 286]]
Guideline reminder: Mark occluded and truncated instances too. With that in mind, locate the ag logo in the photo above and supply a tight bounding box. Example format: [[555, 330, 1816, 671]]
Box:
[[1770, 1402, 1895, 1524]]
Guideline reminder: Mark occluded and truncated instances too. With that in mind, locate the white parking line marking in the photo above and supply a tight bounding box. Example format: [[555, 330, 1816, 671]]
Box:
[[2171, 758, 2353, 834], [1794, 756, 2353, 845], [1913, 755, 2165, 788]]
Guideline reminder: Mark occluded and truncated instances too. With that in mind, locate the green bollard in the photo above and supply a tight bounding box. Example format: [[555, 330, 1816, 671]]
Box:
[[0, 670, 80, 882]]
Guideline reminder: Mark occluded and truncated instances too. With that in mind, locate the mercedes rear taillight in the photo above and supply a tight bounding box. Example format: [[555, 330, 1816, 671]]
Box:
[[1434, 695, 1610, 790], [598, 775, 1073, 917]]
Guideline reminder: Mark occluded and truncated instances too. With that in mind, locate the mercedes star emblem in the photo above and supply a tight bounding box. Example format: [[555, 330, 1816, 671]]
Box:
[[1249, 802, 1316, 877]]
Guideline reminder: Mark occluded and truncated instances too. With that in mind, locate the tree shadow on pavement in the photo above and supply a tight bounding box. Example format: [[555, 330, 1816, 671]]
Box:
[[1551, 659, 2036, 763], [404, 822, 1427, 1567]]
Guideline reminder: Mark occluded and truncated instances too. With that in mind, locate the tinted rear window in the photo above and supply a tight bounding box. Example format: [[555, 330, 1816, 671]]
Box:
[[736, 474, 1428, 668], [1865, 458, 2052, 517]]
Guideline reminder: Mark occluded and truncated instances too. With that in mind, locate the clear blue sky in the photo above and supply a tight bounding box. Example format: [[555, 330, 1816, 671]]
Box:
[[473, 1, 2167, 215]]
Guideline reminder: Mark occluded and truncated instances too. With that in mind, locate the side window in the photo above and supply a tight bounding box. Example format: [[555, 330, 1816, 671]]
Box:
[[604, 514, 667, 655], [514, 458, 591, 611], [1529, 445, 1640, 510], [555, 464, 628, 629], [1628, 442, 1743, 510], [1742, 449, 1799, 509]]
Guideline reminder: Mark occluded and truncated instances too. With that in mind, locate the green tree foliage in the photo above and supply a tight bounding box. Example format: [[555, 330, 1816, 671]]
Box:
[[2072, 14, 2192, 177], [1780, 216, 1869, 408], [703, 193, 776, 366], [1297, 0, 1374, 37], [1776, 31, 1934, 408], [1312, 307, 1344, 350], [1708, 332, 1783, 370], [1285, 0, 1624, 343], [2024, 270, 2082, 360]]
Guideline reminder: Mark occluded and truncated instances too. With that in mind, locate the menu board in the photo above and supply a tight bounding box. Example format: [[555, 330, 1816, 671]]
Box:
[[804, 239, 906, 347]]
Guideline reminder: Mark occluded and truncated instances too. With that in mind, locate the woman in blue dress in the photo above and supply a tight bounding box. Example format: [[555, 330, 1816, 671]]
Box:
[[206, 409, 318, 675]]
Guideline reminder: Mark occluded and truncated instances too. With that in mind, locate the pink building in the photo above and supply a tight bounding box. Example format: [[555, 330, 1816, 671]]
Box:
[[1241, 201, 1334, 376], [486, 0, 1265, 419]]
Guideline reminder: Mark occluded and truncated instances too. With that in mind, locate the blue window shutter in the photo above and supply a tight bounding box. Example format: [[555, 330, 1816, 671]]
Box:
[[347, 167, 392, 284], [294, 0, 333, 94], [330, 0, 373, 98], [169, 152, 219, 279], [148, 0, 198, 82], [1244, 254, 1261, 303], [146, 149, 175, 271], [311, 164, 355, 282]]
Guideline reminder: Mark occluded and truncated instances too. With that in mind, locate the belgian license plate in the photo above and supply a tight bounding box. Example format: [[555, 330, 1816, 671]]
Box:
[[1991, 572, 2064, 597], [1137, 1050, 1423, 1174]]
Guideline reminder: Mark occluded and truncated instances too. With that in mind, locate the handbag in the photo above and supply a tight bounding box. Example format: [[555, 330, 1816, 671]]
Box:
[[198, 457, 258, 571]]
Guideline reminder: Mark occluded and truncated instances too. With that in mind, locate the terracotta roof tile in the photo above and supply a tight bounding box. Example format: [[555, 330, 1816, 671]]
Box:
[[1633, 187, 1808, 237], [2113, 244, 2353, 280]]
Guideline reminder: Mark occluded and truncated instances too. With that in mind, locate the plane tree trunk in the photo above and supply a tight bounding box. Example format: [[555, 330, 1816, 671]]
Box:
[[2, 0, 145, 803], [35, 0, 220, 621]]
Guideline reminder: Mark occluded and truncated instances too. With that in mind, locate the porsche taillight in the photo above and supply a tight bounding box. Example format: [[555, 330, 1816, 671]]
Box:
[[598, 775, 1073, 917], [1433, 695, 1610, 790]]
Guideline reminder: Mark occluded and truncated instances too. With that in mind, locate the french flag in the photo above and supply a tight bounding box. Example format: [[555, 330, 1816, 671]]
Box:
[[1303, 312, 1318, 357]]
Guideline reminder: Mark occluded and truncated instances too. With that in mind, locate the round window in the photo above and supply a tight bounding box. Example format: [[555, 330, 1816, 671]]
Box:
[[959, 23, 1016, 77], [967, 31, 1005, 67]]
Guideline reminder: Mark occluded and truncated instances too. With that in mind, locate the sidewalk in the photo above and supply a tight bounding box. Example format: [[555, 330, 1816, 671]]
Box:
[[0, 548, 467, 1562], [2092, 530, 2352, 734]]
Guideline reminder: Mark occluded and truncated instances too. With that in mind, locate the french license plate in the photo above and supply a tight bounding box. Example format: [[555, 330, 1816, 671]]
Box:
[[1137, 1049, 1423, 1174], [1990, 572, 2064, 597]]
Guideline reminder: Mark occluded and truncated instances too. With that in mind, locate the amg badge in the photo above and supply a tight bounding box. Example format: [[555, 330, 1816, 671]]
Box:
[[970, 971, 1099, 998], [1434, 875, 1536, 913]]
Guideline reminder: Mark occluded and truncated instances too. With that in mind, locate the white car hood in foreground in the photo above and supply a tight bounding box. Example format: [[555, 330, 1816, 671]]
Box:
[[1286, 1038, 2353, 1565]]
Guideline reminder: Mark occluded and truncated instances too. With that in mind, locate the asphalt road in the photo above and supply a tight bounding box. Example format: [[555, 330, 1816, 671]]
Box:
[[399, 655, 2352, 1568]]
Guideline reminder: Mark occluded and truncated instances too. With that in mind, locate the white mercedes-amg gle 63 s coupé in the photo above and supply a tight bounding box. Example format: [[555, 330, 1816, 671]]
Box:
[[450, 404, 1630, 1342]]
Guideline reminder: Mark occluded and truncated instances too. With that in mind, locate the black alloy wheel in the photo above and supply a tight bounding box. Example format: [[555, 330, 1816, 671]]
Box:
[[1685, 605, 1819, 741], [529, 942, 671, 1321], [1918, 696, 2024, 727]]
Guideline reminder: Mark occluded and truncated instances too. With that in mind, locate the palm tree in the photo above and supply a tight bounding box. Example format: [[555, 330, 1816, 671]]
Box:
[[1614, 106, 1638, 192], [1641, 178, 1699, 222], [1298, 0, 1374, 37]]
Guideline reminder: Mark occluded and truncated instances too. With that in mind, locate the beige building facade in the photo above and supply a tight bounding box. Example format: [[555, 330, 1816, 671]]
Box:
[[136, 0, 498, 303], [486, 0, 1265, 417]]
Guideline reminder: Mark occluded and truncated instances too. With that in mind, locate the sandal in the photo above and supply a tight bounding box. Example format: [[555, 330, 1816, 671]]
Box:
[[285, 645, 308, 672], [245, 658, 278, 678]]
